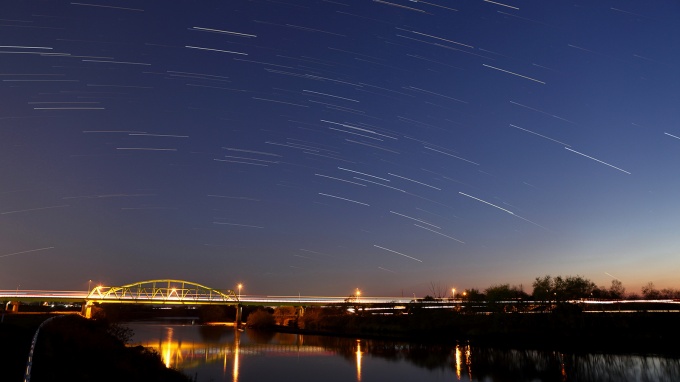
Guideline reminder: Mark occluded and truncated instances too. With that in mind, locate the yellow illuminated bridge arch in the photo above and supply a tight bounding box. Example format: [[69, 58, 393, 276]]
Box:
[[86, 279, 239, 305]]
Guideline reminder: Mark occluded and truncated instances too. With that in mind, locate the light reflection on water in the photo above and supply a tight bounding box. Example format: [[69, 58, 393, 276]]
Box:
[[355, 339, 362, 382], [126, 321, 680, 382]]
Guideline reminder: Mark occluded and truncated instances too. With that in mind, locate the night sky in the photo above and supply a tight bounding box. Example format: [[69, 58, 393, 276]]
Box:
[[2, 0, 679, 297]]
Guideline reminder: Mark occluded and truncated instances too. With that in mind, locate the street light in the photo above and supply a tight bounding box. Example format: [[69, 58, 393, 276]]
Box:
[[452, 288, 456, 299], [88, 279, 92, 295], [237, 283, 243, 301]]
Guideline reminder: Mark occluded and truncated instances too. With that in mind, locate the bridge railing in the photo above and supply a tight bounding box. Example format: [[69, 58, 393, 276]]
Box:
[[243, 296, 416, 304], [4, 289, 680, 309], [0, 290, 87, 297]]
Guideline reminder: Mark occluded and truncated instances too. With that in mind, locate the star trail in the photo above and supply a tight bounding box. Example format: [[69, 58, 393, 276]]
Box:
[[1, 1, 679, 296]]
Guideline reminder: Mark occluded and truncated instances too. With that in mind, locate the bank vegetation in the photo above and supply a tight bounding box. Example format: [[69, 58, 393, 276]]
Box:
[[250, 275, 680, 354]]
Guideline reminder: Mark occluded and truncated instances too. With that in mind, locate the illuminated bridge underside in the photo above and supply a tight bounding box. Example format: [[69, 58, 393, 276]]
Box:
[[87, 280, 238, 305]]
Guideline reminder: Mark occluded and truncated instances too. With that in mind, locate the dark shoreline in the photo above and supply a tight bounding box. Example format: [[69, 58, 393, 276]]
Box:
[[265, 310, 680, 357]]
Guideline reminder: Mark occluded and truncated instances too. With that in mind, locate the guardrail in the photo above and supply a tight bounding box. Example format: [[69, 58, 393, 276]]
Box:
[[23, 315, 62, 382]]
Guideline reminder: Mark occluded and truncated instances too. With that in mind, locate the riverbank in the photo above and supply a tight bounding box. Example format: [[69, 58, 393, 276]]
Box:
[[272, 308, 680, 355], [0, 313, 192, 382], [0, 313, 43, 381]]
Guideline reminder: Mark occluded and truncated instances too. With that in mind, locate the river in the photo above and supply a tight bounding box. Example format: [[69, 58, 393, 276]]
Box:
[[127, 320, 680, 382]]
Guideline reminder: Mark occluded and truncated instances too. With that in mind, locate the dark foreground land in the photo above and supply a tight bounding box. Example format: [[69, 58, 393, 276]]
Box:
[[0, 313, 191, 382], [3, 304, 679, 382]]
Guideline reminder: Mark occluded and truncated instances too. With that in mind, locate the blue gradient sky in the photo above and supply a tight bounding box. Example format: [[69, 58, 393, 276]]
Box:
[[1, 0, 679, 296]]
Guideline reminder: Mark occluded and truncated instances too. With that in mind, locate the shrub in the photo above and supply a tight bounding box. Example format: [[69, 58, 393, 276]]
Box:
[[246, 309, 275, 329]]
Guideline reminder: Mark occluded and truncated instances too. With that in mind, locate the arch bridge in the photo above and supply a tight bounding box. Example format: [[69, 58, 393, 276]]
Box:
[[86, 279, 238, 305], [2, 279, 435, 318], [80, 279, 239, 319]]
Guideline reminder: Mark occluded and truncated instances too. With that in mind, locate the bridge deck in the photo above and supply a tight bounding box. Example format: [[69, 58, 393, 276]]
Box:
[[2, 290, 679, 309]]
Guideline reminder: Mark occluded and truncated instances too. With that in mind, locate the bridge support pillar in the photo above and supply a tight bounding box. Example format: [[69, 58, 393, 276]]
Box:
[[7, 301, 19, 313], [5, 301, 19, 313], [81, 301, 93, 319], [235, 305, 242, 327]]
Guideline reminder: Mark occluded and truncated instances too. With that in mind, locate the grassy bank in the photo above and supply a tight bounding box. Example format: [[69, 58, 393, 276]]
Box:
[[0, 313, 47, 382], [0, 313, 192, 382]]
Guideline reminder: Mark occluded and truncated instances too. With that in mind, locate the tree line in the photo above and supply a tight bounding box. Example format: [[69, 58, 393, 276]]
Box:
[[431, 276, 680, 302]]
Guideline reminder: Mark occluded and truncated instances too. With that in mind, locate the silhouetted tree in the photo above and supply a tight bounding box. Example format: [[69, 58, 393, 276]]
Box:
[[557, 275, 596, 300], [532, 276, 553, 301], [660, 288, 680, 299], [463, 288, 484, 301], [642, 282, 661, 299], [107, 323, 134, 344], [532, 275, 596, 301], [428, 281, 447, 299], [591, 285, 608, 299], [484, 284, 528, 301], [640, 284, 680, 299], [609, 280, 626, 299]]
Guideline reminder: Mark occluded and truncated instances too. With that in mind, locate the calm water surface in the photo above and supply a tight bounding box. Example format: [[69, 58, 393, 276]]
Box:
[[127, 321, 680, 382]]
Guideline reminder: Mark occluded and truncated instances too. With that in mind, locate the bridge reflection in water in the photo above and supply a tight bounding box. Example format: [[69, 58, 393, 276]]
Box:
[[132, 326, 346, 381], [129, 323, 680, 382], [129, 323, 482, 382]]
